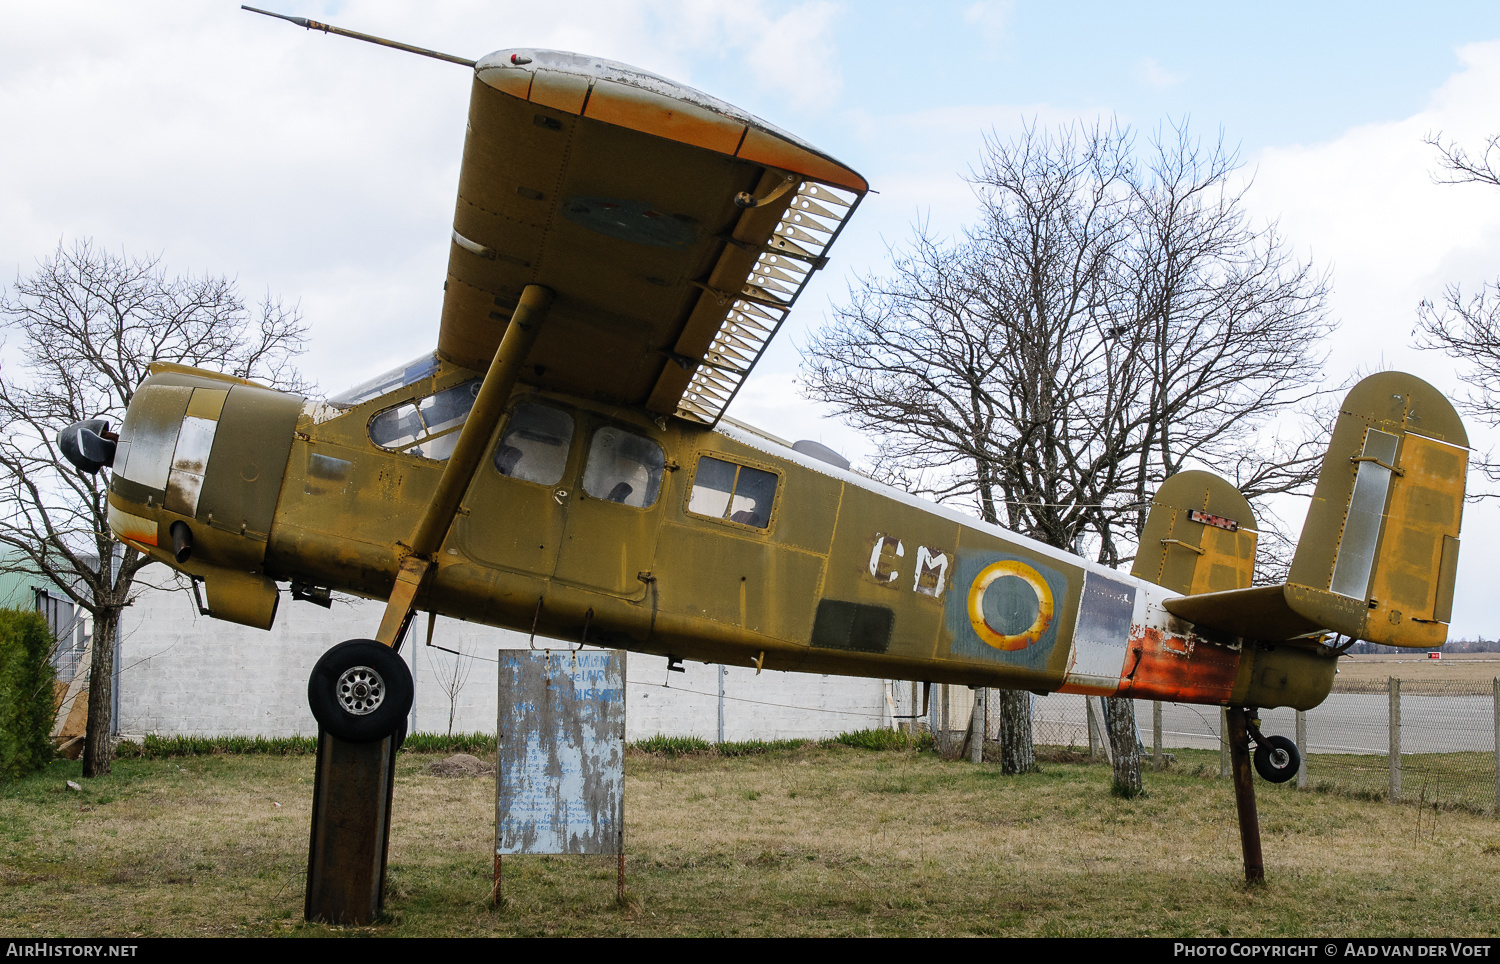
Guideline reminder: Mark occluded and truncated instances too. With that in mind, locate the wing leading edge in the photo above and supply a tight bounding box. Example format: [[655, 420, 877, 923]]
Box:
[[437, 49, 867, 426]]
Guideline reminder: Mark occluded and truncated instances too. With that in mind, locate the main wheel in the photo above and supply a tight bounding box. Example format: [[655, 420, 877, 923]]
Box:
[[1253, 734, 1300, 784], [308, 639, 414, 743]]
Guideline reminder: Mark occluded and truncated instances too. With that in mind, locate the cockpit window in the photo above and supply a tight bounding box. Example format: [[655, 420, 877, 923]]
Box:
[[493, 402, 574, 486], [328, 352, 441, 410], [368, 378, 480, 460], [688, 456, 777, 528], [581, 426, 665, 508]]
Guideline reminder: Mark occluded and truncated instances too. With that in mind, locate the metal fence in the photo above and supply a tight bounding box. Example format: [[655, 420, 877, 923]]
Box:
[[916, 679, 1500, 814]]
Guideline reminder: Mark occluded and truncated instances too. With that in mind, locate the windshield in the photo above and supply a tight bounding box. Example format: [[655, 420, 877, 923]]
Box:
[[327, 352, 441, 410]]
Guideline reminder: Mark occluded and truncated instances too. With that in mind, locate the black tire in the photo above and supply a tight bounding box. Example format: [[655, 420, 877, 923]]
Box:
[[1253, 734, 1300, 784], [308, 639, 414, 743]]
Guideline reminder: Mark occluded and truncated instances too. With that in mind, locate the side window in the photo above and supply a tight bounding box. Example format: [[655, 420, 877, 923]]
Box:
[[369, 379, 480, 460], [688, 456, 778, 528], [581, 426, 665, 508], [493, 401, 575, 485]]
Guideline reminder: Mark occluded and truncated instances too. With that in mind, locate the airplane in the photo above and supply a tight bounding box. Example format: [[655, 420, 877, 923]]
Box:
[[59, 38, 1467, 794]]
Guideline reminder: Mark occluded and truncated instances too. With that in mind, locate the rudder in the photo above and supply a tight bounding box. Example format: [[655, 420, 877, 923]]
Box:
[[1285, 372, 1467, 647]]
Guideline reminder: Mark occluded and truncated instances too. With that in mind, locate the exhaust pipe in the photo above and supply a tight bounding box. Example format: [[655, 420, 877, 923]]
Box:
[[169, 521, 193, 564]]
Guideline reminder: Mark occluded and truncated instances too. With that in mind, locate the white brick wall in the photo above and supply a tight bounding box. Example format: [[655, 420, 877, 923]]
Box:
[[115, 578, 893, 741]]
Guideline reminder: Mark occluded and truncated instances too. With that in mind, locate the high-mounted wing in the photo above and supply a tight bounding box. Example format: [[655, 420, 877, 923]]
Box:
[[437, 50, 867, 426]]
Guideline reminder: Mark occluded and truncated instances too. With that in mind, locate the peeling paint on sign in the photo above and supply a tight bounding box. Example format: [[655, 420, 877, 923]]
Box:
[[495, 650, 625, 856]]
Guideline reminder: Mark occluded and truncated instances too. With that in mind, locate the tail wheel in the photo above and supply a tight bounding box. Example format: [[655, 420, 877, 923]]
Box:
[[308, 639, 413, 744], [1253, 734, 1300, 784]]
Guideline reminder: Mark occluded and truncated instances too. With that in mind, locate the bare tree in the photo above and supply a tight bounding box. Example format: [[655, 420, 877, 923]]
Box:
[[427, 638, 474, 738], [803, 120, 1332, 788], [1417, 131, 1500, 481], [1425, 131, 1500, 188], [0, 240, 308, 777]]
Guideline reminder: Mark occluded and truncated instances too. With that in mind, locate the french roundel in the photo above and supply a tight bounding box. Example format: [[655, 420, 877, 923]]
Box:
[[966, 560, 1055, 652]]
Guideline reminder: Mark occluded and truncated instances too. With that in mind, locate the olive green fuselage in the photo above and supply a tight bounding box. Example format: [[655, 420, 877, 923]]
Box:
[[107, 362, 1337, 712]]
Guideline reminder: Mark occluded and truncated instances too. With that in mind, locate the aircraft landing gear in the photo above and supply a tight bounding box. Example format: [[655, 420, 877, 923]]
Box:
[[307, 639, 414, 743], [1225, 707, 1300, 881], [1253, 734, 1300, 784]]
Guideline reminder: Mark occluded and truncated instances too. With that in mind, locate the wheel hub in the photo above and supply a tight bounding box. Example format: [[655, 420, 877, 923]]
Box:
[[1268, 747, 1290, 769], [336, 665, 385, 716]]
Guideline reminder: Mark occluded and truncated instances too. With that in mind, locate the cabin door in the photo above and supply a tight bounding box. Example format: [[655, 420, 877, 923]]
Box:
[[457, 399, 576, 578], [550, 420, 667, 600]]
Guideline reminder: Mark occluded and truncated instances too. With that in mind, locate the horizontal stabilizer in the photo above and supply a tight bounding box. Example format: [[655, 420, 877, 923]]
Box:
[[1163, 585, 1326, 642]]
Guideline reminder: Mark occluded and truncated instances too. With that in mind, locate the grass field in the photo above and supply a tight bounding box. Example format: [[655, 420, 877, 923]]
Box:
[[1337, 653, 1500, 688], [5, 741, 1500, 937]]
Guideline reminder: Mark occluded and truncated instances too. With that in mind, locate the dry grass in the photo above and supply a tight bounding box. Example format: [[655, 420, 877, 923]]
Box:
[[1339, 653, 1500, 687], [5, 745, 1500, 936]]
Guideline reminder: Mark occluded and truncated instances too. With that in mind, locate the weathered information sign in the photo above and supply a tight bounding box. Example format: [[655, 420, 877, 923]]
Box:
[[495, 650, 625, 855]]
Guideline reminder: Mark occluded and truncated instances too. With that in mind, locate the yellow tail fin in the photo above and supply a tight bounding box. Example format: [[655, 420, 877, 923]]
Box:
[[1131, 470, 1257, 595], [1284, 371, 1467, 647]]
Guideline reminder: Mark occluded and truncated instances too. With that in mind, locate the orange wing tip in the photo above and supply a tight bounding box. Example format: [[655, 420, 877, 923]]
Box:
[[475, 48, 867, 193]]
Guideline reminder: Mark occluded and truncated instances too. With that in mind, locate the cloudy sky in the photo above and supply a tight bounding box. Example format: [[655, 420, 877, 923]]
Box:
[[3, 1, 1500, 635]]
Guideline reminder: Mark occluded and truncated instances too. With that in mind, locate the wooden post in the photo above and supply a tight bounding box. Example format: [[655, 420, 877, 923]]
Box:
[[1295, 709, 1308, 789], [1389, 677, 1401, 805], [1086, 697, 1112, 765], [1220, 707, 1231, 778], [940, 683, 950, 756], [305, 730, 399, 925], [1226, 707, 1265, 883], [970, 688, 986, 764], [1152, 700, 1163, 771]]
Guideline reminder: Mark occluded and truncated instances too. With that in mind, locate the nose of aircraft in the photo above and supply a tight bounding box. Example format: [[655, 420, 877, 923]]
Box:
[[59, 418, 117, 474]]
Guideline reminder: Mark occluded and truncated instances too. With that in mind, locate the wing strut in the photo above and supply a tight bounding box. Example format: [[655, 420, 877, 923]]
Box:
[[374, 284, 554, 646]]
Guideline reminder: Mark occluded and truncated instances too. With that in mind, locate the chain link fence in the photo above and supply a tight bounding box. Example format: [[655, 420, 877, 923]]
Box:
[[906, 679, 1500, 814]]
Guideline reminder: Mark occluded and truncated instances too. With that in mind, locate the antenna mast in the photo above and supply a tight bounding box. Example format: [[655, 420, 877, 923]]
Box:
[[241, 6, 476, 68]]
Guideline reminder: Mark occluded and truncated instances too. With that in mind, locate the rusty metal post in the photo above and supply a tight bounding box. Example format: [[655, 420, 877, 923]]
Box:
[[305, 729, 399, 925], [1226, 707, 1264, 883], [617, 852, 625, 903]]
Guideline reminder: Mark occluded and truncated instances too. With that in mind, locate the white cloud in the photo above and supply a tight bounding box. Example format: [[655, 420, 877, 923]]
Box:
[[962, 2, 1012, 48], [0, 0, 851, 393], [1241, 39, 1500, 637], [1134, 56, 1183, 90]]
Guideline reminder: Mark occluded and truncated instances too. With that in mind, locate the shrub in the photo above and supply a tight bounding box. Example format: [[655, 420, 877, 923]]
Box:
[[0, 609, 56, 780], [831, 728, 933, 751], [631, 734, 715, 757]]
